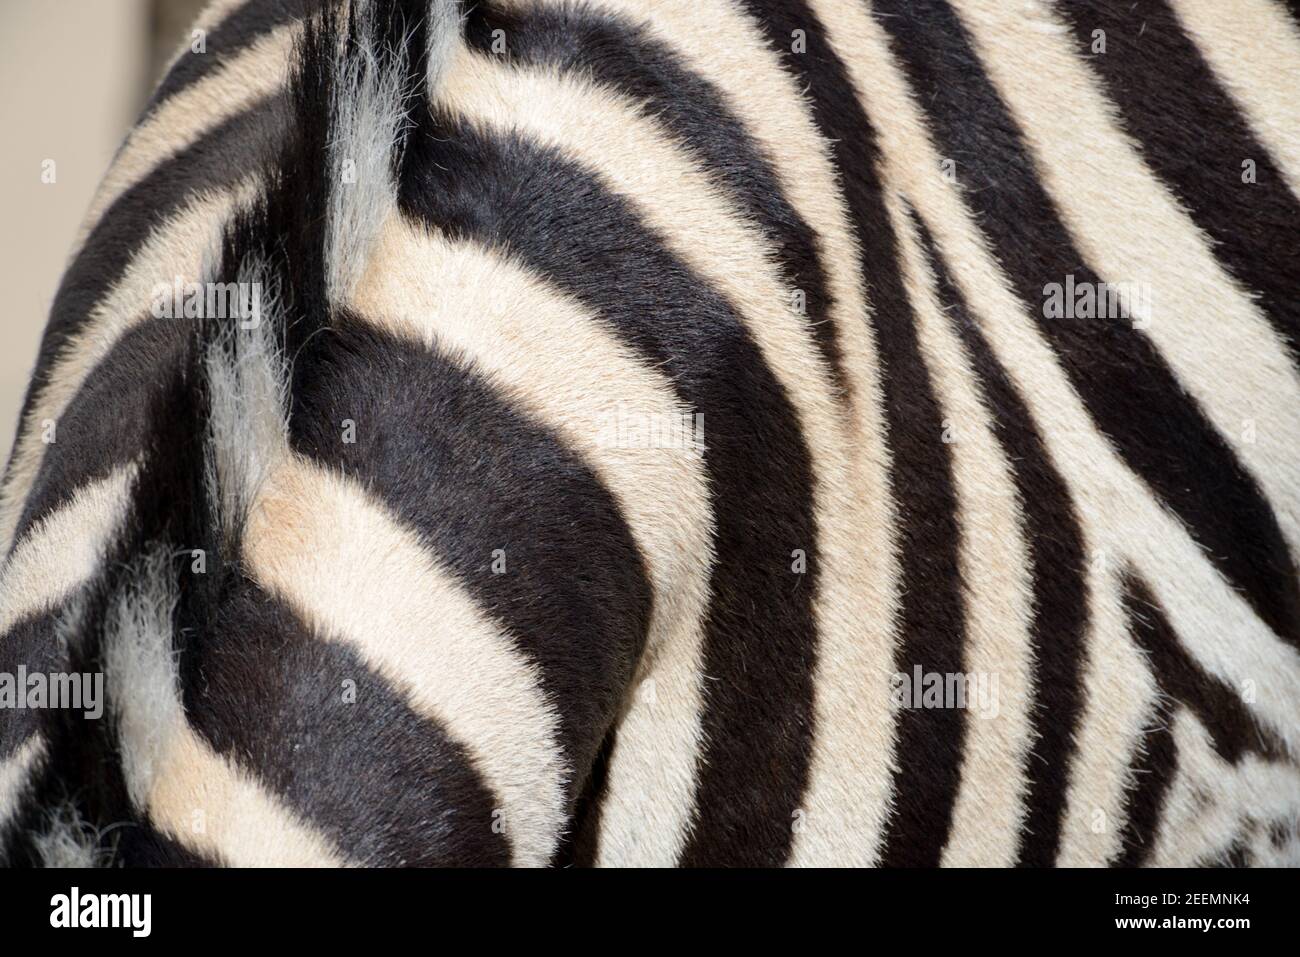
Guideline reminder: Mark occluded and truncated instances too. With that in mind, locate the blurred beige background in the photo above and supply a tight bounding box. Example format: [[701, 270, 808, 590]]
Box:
[[0, 0, 207, 462]]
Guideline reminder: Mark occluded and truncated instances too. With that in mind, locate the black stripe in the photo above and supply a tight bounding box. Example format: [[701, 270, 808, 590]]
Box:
[[734, 1, 969, 865], [1056, 0, 1300, 364], [44, 290, 221, 868], [912, 214, 1090, 867], [5, 337, 507, 866], [289, 315, 653, 810], [398, 109, 820, 865], [0, 610, 71, 762], [1123, 574, 1285, 765], [1282, 0, 1300, 30], [872, 0, 1300, 649], [11, 317, 191, 546], [551, 726, 618, 867], [6, 0, 507, 868], [1202, 837, 1252, 868], [1114, 705, 1178, 868], [169, 41, 511, 860], [1116, 576, 1181, 868], [463, 0, 850, 402], [143, 0, 316, 118], [181, 576, 512, 866]]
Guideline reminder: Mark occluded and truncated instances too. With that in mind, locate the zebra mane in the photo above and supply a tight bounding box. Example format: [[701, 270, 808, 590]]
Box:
[[206, 0, 455, 543], [324, 0, 451, 304]]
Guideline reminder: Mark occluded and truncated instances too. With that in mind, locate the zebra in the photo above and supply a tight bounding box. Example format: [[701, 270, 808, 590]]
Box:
[[0, 0, 1297, 867]]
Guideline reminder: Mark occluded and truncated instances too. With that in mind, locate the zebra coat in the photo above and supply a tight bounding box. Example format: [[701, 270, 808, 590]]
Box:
[[0, 0, 1298, 867]]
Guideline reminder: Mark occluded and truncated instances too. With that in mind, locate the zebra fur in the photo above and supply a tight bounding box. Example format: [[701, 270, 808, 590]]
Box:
[[0, 0, 1298, 867]]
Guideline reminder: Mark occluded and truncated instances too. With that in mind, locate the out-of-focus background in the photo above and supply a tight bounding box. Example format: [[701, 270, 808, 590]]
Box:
[[0, 0, 207, 460]]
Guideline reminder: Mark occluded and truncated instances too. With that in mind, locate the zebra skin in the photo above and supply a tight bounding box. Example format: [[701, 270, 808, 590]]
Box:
[[0, 0, 1297, 867]]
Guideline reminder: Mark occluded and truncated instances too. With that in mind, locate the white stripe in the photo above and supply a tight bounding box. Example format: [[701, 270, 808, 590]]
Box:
[[1152, 709, 1300, 866], [151, 0, 249, 92], [325, 0, 411, 304], [889, 193, 1037, 867], [244, 456, 568, 866], [1170, 0, 1300, 197], [351, 217, 715, 866], [74, 23, 296, 259], [0, 470, 134, 844], [104, 549, 349, 867], [32, 803, 102, 868], [1128, 509, 1300, 757], [0, 467, 135, 635], [1055, 559, 1157, 866]]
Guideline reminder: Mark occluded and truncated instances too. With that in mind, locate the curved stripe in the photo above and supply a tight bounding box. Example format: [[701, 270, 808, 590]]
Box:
[[1056, 0, 1300, 364], [1053, 558, 1156, 867], [145, 0, 315, 117], [1125, 500, 1300, 759], [0, 468, 135, 638], [466, 0, 850, 400], [290, 311, 652, 794], [245, 455, 567, 865], [182, 575, 513, 866], [1, 93, 285, 541], [732, 0, 963, 866], [1124, 573, 1286, 765], [399, 108, 821, 865], [0, 604, 219, 867], [557, 727, 616, 866], [127, 715, 347, 868], [868, 188, 969, 865], [496, 0, 903, 867], [1116, 577, 1181, 867], [102, 551, 348, 867], [496, 0, 883, 410], [1115, 699, 1178, 868], [76, 24, 298, 258], [434, 49, 839, 441], [350, 219, 715, 867], [1151, 710, 1300, 866], [1, 93, 280, 556], [12, 320, 194, 549], [893, 202, 1037, 868], [1170, 0, 1300, 196], [30, 97, 282, 404], [814, 0, 1296, 864], [147, 0, 248, 93]]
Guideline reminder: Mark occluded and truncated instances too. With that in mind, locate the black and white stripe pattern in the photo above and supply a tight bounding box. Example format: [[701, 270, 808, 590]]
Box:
[[1, 0, 1297, 867]]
